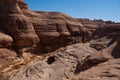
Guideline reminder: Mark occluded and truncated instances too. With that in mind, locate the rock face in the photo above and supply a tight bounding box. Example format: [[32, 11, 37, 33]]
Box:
[[77, 18, 100, 32], [0, 0, 92, 53], [2, 42, 120, 80], [93, 23, 120, 38], [0, 0, 40, 53], [23, 10, 91, 50], [0, 32, 13, 48], [0, 0, 120, 80], [74, 59, 120, 80], [1, 43, 100, 80]]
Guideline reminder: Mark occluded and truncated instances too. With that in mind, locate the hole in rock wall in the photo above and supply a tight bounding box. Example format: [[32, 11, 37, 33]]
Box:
[[47, 56, 56, 64]]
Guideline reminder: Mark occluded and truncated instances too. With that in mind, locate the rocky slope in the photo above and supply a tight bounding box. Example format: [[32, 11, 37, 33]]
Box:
[[0, 0, 120, 80]]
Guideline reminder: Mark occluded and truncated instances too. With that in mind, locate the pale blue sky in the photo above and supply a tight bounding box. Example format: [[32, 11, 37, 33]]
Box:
[[24, 0, 120, 22]]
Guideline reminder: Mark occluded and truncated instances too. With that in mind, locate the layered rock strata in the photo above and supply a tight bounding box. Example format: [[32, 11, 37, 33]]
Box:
[[0, 0, 39, 53]]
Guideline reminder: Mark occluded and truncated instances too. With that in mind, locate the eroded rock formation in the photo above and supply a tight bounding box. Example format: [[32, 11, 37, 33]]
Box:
[[0, 0, 120, 80], [0, 0, 93, 53], [23, 10, 92, 50], [0, 0, 40, 54]]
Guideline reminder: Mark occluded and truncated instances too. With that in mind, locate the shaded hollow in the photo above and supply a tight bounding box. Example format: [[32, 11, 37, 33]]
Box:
[[111, 44, 120, 58], [47, 56, 56, 64]]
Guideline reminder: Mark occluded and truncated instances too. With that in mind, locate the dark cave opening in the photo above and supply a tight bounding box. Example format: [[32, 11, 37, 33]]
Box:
[[47, 56, 56, 64]]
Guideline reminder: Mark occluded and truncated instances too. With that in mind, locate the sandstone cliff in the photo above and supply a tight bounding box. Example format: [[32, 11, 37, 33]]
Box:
[[0, 0, 40, 55], [0, 0, 120, 80], [0, 0, 92, 54]]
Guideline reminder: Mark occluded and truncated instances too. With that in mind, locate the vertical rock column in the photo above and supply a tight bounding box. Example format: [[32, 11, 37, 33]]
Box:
[[0, 0, 40, 52]]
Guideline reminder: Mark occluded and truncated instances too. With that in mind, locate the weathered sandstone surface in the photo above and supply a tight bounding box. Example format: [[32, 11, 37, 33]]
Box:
[[0, 0, 40, 53], [0, 0, 120, 80]]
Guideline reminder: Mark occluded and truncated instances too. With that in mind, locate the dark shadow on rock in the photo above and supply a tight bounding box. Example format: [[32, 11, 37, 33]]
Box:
[[47, 56, 56, 64], [107, 35, 118, 47], [74, 56, 108, 74], [111, 45, 120, 58]]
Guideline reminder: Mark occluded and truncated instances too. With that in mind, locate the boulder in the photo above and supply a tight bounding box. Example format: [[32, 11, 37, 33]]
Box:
[[0, 32, 13, 48]]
